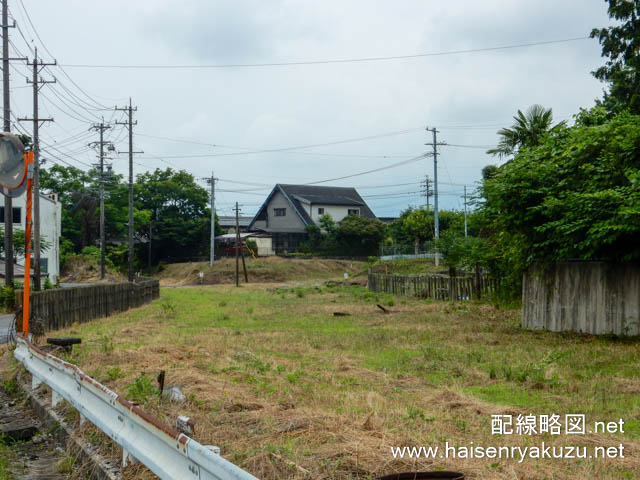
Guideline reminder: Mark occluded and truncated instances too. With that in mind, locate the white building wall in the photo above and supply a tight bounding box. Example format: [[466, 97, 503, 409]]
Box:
[[310, 204, 360, 224], [0, 192, 62, 283]]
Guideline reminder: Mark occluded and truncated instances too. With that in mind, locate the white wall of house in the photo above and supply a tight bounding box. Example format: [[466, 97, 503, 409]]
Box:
[[252, 191, 306, 232], [0, 192, 62, 283], [254, 237, 274, 256], [310, 204, 360, 224]]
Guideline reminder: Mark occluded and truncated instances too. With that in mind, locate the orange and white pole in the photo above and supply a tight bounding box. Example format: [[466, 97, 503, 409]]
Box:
[[22, 151, 34, 337]]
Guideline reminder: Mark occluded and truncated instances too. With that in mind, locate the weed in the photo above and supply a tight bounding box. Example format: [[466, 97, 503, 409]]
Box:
[[160, 298, 177, 318], [0, 379, 16, 394], [125, 371, 158, 403], [106, 366, 124, 380], [286, 370, 304, 384], [56, 455, 76, 474], [219, 301, 227, 307], [98, 333, 114, 353], [87, 430, 104, 446], [295, 288, 305, 298], [406, 406, 426, 420], [489, 365, 497, 379]]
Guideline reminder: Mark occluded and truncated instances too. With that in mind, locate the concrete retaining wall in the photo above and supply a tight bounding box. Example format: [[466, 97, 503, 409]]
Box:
[[522, 262, 640, 336]]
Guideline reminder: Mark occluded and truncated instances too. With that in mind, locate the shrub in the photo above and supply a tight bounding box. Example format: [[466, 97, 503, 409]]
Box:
[[126, 371, 158, 403]]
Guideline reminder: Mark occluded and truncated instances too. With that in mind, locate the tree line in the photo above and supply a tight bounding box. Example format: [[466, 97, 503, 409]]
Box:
[[40, 165, 222, 273], [438, 0, 640, 299]]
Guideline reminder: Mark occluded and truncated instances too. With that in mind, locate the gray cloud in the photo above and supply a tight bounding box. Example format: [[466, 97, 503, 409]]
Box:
[[14, 0, 614, 215]]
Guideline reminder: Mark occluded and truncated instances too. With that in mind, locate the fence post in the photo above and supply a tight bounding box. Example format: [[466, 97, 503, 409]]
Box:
[[448, 267, 456, 301]]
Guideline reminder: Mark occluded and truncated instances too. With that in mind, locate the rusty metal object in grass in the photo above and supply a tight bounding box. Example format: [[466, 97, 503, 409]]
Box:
[[376, 304, 391, 314], [176, 415, 196, 436], [46, 337, 81, 353], [376, 472, 464, 480], [157, 370, 166, 396]]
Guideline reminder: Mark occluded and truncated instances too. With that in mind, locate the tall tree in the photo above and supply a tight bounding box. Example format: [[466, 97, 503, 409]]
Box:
[[591, 0, 640, 113], [134, 168, 220, 263], [487, 105, 566, 159]]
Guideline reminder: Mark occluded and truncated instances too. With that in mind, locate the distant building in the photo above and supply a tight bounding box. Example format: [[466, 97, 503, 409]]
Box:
[[218, 215, 252, 233], [0, 192, 62, 283], [248, 184, 376, 253]]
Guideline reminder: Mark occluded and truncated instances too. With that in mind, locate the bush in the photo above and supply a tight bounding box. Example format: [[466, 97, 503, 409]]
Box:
[[0, 285, 15, 311], [245, 239, 258, 255], [126, 371, 158, 403]]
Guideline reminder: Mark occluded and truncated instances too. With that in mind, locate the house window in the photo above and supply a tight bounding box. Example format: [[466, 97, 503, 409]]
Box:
[[318, 208, 324, 215], [0, 207, 21, 224], [40, 258, 48, 274], [274, 208, 286, 217], [347, 208, 360, 216]]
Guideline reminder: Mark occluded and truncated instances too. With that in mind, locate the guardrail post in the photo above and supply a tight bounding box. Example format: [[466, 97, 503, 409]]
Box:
[[123, 448, 138, 467], [51, 390, 62, 407], [32, 376, 42, 390]]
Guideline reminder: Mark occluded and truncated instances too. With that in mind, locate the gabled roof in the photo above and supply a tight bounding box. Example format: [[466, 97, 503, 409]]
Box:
[[248, 184, 376, 230]]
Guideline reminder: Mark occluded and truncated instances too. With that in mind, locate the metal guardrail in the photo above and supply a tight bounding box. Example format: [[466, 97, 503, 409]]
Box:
[[14, 335, 259, 480]]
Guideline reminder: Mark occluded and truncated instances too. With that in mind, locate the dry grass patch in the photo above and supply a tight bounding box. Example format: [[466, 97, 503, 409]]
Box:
[[20, 282, 640, 479]]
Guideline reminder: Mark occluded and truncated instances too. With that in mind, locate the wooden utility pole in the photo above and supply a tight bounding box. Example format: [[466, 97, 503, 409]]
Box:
[[18, 47, 55, 290], [89, 122, 111, 279], [234, 202, 239, 287], [426, 127, 439, 266], [115, 99, 141, 283], [206, 173, 217, 266], [1, 0, 25, 286], [463, 185, 468, 238]]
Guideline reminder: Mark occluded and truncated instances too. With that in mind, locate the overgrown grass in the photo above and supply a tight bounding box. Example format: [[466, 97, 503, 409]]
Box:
[[51, 282, 640, 479]]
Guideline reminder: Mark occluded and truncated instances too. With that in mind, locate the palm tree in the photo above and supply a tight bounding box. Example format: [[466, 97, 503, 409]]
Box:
[[487, 105, 566, 159]]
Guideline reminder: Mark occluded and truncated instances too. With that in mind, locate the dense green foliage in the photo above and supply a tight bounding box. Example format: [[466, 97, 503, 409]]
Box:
[[591, 0, 640, 113], [482, 110, 640, 263], [385, 207, 469, 245], [40, 165, 221, 271], [301, 213, 386, 256]]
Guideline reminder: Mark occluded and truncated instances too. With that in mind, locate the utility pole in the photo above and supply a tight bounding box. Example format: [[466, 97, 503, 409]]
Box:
[[426, 127, 439, 266], [115, 99, 141, 283], [18, 47, 55, 291], [421, 175, 433, 212], [463, 185, 468, 238], [89, 121, 111, 280], [234, 202, 239, 287], [206, 173, 217, 266], [2, 0, 26, 286]]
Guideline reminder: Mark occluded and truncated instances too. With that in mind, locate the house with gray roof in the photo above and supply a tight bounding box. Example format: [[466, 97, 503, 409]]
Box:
[[248, 184, 376, 253]]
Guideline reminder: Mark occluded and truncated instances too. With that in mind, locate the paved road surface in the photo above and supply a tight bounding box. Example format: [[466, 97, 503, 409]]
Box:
[[0, 313, 15, 345]]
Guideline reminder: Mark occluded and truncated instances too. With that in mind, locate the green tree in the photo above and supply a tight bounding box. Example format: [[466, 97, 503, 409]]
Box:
[[335, 215, 386, 256], [134, 168, 218, 264], [479, 109, 640, 296], [591, 0, 640, 113], [487, 105, 566, 159]]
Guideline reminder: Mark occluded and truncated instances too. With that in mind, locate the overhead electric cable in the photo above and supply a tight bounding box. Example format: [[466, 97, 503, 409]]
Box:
[[60, 36, 589, 69]]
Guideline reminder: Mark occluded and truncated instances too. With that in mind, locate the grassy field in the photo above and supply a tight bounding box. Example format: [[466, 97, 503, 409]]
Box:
[[14, 282, 640, 479]]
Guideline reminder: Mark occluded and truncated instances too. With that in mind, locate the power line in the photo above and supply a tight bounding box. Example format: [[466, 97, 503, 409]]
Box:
[[139, 127, 424, 159], [60, 36, 589, 69]]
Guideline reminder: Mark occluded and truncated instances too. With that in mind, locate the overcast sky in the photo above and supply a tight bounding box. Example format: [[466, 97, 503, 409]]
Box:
[[8, 0, 611, 217]]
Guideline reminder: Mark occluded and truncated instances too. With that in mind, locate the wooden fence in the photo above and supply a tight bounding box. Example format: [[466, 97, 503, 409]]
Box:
[[523, 262, 640, 336], [15, 277, 160, 331], [367, 272, 498, 301]]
